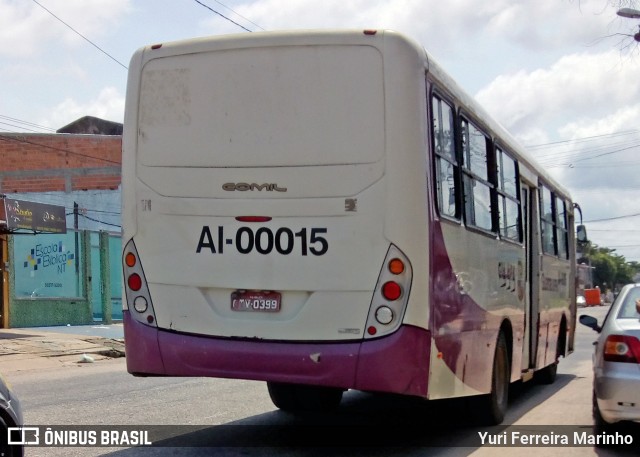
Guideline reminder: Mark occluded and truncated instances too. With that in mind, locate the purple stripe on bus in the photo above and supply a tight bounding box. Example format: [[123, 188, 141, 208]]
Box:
[[354, 325, 430, 396], [430, 221, 517, 394], [124, 311, 430, 396], [123, 312, 166, 374]]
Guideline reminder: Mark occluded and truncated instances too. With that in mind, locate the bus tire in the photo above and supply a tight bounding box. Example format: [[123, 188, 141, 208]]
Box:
[[0, 416, 23, 457], [472, 332, 510, 425], [267, 382, 343, 412]]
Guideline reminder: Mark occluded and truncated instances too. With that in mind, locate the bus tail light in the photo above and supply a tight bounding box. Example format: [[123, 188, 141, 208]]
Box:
[[125, 252, 137, 267], [123, 239, 157, 327], [364, 245, 412, 339], [603, 335, 640, 363], [128, 273, 142, 291], [388, 258, 405, 275], [382, 281, 402, 301]]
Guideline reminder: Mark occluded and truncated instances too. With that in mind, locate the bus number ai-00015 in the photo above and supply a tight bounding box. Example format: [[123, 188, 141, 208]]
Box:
[[195, 226, 329, 256]]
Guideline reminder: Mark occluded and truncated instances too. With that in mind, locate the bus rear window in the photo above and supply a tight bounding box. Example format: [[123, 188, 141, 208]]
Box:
[[138, 45, 385, 167]]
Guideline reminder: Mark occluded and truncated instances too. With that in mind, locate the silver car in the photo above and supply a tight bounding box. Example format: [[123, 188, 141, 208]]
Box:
[[0, 371, 23, 457], [580, 283, 640, 434]]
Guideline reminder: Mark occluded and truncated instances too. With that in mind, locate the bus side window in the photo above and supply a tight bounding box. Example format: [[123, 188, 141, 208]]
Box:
[[496, 148, 521, 242], [540, 184, 556, 255], [431, 95, 458, 219], [461, 118, 493, 232], [539, 185, 569, 259], [556, 196, 568, 259]]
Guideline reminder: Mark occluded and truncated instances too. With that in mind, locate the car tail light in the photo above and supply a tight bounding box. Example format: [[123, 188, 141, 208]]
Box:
[[123, 239, 157, 327], [603, 335, 640, 363], [364, 245, 412, 339]]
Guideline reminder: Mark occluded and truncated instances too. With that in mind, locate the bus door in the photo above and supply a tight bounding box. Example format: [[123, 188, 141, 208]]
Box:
[[521, 184, 541, 372]]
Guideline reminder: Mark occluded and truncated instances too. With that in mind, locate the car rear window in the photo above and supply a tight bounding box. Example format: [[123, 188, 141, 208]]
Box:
[[618, 289, 640, 319]]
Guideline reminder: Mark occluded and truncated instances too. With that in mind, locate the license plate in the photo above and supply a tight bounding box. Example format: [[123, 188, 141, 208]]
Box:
[[231, 290, 281, 312]]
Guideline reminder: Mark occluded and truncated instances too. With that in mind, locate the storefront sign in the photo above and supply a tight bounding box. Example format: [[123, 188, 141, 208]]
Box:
[[1, 198, 66, 234]]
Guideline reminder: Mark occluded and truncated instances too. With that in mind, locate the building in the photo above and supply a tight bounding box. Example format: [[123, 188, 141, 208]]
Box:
[[0, 117, 122, 328]]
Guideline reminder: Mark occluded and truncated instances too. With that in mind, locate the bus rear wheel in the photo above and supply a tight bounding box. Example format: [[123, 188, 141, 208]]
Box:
[[267, 382, 344, 412], [472, 332, 510, 425]]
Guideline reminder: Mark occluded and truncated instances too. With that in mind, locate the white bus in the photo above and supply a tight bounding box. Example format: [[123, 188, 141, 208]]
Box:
[[122, 29, 581, 424]]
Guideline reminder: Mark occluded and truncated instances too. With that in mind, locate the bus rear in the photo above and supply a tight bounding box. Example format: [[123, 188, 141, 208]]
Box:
[[121, 30, 432, 407]]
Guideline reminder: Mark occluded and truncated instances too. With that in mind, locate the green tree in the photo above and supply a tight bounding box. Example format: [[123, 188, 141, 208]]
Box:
[[579, 243, 638, 289]]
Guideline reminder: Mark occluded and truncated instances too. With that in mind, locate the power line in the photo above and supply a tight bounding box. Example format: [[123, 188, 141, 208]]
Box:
[[192, 0, 253, 32], [79, 213, 121, 228], [31, 0, 127, 70], [585, 212, 640, 223], [590, 229, 640, 232], [0, 115, 56, 133], [209, 0, 265, 31], [535, 139, 640, 164], [526, 129, 639, 150], [0, 121, 45, 134]]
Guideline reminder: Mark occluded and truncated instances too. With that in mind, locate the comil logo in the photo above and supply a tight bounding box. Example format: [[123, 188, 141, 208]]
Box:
[[222, 182, 287, 192]]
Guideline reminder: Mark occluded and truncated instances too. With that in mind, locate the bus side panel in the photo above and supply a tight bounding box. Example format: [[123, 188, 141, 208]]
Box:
[[427, 221, 525, 400], [537, 255, 572, 369]]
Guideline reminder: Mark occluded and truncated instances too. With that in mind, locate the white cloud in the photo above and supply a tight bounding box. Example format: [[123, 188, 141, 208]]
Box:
[[218, 0, 622, 55], [46, 87, 125, 129], [471, 37, 640, 260], [0, 0, 131, 56], [475, 50, 640, 139]]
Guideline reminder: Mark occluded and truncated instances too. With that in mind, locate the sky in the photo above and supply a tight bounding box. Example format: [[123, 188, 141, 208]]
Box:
[[2, 0, 640, 261]]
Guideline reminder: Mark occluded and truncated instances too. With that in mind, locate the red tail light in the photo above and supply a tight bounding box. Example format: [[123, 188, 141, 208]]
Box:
[[235, 216, 272, 223], [365, 245, 412, 339], [123, 239, 157, 328], [603, 335, 640, 363], [128, 273, 142, 291], [382, 281, 402, 301]]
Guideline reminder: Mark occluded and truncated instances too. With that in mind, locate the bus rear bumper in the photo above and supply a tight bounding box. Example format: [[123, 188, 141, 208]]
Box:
[[124, 311, 430, 397]]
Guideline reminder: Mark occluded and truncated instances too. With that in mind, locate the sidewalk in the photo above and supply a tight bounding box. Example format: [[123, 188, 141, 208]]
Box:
[[0, 324, 125, 374]]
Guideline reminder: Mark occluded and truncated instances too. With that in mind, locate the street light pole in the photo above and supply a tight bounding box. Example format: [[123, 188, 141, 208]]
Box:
[[617, 8, 640, 41], [618, 8, 640, 19]]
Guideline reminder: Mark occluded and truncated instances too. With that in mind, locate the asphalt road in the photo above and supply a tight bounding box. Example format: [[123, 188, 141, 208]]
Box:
[[4, 305, 639, 457]]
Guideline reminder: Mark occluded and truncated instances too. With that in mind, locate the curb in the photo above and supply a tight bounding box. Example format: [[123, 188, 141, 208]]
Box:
[[0, 329, 126, 372]]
